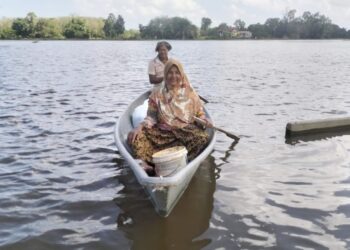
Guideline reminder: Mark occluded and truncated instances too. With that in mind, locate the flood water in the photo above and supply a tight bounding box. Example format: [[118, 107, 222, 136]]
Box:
[[1, 40, 350, 249]]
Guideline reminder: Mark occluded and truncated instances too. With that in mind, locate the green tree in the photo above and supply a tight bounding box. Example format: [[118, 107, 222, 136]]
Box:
[[248, 23, 269, 38], [103, 14, 125, 38], [120, 29, 140, 40], [200, 17, 212, 36], [283, 10, 303, 38], [283, 9, 297, 23], [169, 17, 197, 39], [264, 18, 280, 38], [11, 12, 38, 38], [63, 18, 89, 39], [217, 23, 231, 39], [302, 12, 331, 38], [85, 18, 105, 39], [103, 13, 117, 38], [234, 19, 246, 31], [206, 23, 231, 39], [25, 12, 37, 36], [35, 18, 63, 39], [0, 27, 16, 39], [12, 18, 31, 38], [139, 16, 166, 39], [115, 15, 125, 35], [323, 23, 347, 38], [0, 18, 16, 39], [139, 16, 198, 39]]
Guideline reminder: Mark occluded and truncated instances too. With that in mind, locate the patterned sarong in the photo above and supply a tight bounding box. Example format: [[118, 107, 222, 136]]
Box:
[[131, 125, 209, 164]]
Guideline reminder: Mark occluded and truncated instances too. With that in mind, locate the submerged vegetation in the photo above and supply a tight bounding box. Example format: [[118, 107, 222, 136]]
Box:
[[0, 10, 349, 40]]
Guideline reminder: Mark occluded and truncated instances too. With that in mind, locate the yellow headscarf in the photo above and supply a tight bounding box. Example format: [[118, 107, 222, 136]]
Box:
[[149, 59, 205, 128], [163, 59, 190, 88]]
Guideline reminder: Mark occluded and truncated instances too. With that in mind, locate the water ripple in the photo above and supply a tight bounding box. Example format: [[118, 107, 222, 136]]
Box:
[[1, 40, 350, 249]]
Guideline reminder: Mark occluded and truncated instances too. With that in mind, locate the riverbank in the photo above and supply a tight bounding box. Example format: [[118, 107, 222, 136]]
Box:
[[1, 38, 350, 41]]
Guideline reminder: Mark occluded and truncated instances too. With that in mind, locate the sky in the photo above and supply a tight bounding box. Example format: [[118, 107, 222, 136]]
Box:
[[0, 0, 349, 29]]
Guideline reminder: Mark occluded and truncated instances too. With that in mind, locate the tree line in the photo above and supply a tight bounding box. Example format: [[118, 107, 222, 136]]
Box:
[[248, 10, 349, 39], [0, 10, 349, 40], [0, 12, 135, 40]]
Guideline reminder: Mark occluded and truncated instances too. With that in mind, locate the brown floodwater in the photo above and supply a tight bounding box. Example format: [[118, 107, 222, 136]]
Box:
[[1, 40, 350, 250]]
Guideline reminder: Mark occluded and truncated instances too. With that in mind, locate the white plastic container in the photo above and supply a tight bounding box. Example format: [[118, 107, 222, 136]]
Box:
[[131, 100, 148, 128], [152, 146, 188, 177]]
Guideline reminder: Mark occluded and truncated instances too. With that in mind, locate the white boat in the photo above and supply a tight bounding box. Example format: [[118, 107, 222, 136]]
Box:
[[114, 91, 216, 217]]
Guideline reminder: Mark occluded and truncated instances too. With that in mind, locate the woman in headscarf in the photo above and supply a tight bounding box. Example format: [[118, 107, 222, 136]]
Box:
[[148, 41, 172, 89], [128, 59, 212, 170]]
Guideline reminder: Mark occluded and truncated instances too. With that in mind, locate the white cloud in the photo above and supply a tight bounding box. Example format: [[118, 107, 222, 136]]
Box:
[[327, 0, 350, 8], [226, 0, 350, 28], [60, 0, 350, 29], [1, 0, 349, 28], [72, 0, 207, 28], [237, 0, 285, 11]]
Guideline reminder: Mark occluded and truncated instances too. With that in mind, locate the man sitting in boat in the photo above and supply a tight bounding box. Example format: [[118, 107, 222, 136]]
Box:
[[132, 41, 173, 127], [128, 59, 212, 174], [148, 41, 172, 90]]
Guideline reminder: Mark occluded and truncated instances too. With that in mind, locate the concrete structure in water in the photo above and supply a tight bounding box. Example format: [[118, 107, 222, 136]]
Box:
[[286, 117, 350, 137]]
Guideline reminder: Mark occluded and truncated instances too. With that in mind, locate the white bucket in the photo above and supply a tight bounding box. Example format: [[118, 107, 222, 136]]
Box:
[[152, 146, 188, 177]]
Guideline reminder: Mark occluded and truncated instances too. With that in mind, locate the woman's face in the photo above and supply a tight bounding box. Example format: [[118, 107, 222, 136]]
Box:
[[166, 65, 182, 88], [157, 45, 168, 60]]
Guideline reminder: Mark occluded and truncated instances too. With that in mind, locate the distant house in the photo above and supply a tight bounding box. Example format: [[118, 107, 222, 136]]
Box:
[[237, 31, 252, 38], [231, 28, 252, 39]]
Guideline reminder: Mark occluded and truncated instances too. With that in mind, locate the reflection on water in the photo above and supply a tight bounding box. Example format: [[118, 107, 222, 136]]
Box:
[[115, 155, 218, 250], [285, 128, 350, 145], [114, 140, 238, 249], [1, 40, 350, 249]]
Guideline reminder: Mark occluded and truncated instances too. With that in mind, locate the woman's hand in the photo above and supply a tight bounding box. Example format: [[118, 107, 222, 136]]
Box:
[[201, 117, 213, 129], [194, 116, 213, 129], [127, 125, 143, 145]]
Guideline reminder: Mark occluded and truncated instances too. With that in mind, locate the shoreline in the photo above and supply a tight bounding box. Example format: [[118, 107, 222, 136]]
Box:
[[1, 38, 349, 41]]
